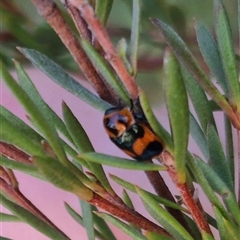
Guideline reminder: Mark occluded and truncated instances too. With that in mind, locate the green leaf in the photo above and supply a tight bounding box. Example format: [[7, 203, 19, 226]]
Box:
[[222, 217, 240, 240], [1, 62, 68, 165], [62, 102, 114, 194], [129, 0, 140, 75], [0, 156, 40, 178], [0, 236, 13, 240], [64, 202, 83, 225], [213, 206, 229, 240], [80, 201, 95, 240], [196, 159, 240, 225], [62, 102, 94, 153], [0, 212, 21, 222], [164, 50, 189, 183], [95, 0, 113, 25], [146, 231, 172, 240], [0, 105, 43, 145], [201, 232, 215, 240], [207, 124, 234, 191], [187, 155, 230, 221], [0, 115, 44, 157], [139, 90, 173, 151], [14, 60, 75, 145], [65, 203, 111, 240], [136, 187, 193, 240], [195, 21, 228, 94], [214, 0, 240, 109], [189, 114, 209, 159], [92, 206, 117, 240], [18, 48, 110, 112], [79, 152, 166, 171], [181, 66, 216, 133], [34, 156, 93, 201], [122, 189, 134, 209], [151, 18, 232, 119], [94, 212, 148, 240], [110, 174, 187, 212], [224, 115, 234, 183], [81, 39, 130, 106], [0, 195, 70, 240]]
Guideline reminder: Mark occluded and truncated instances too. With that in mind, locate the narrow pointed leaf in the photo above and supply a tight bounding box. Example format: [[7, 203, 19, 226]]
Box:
[[92, 206, 117, 240], [0, 237, 13, 240], [0, 156, 39, 178], [80, 201, 95, 240], [0, 105, 43, 145], [0, 115, 44, 156], [151, 18, 232, 121], [0, 213, 21, 222], [62, 102, 94, 153], [222, 218, 240, 240], [181, 66, 216, 133], [94, 212, 147, 240], [34, 156, 93, 201], [14, 61, 75, 145], [201, 232, 215, 240], [136, 187, 193, 240], [129, 0, 140, 75], [195, 21, 228, 94], [196, 159, 240, 225], [64, 202, 83, 225], [62, 102, 114, 194], [1, 63, 68, 165], [139, 90, 173, 150], [110, 174, 187, 212], [164, 50, 189, 183], [122, 189, 134, 209], [79, 152, 166, 171], [95, 0, 113, 25], [189, 114, 209, 159], [215, 0, 240, 109], [0, 195, 70, 240], [146, 231, 172, 240], [187, 155, 230, 221], [122, 190, 142, 233], [213, 206, 228, 240], [207, 124, 234, 191], [81, 39, 130, 106], [64, 203, 109, 240], [18, 48, 110, 112], [224, 116, 234, 182]]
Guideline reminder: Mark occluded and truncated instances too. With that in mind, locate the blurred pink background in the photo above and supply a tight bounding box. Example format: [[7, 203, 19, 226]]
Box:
[[1, 67, 223, 239]]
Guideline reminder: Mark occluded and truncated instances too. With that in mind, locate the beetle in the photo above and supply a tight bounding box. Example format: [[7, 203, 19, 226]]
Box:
[[103, 106, 163, 161]]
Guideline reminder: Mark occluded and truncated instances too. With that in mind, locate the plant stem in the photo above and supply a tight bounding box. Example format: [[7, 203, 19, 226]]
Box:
[[145, 170, 192, 233], [0, 176, 68, 237], [161, 151, 213, 235], [176, 183, 212, 235], [68, 0, 139, 100], [0, 142, 31, 163], [89, 192, 172, 237], [30, 0, 117, 104]]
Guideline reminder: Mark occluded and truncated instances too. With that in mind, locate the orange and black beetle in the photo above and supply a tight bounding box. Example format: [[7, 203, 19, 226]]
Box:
[[103, 106, 163, 161]]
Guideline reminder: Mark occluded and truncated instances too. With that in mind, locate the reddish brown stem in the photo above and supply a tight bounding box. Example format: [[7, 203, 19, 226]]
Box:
[[0, 142, 31, 163], [0, 177, 68, 237], [177, 183, 212, 235], [31, 0, 117, 104], [64, 1, 92, 41], [89, 192, 172, 237], [69, 0, 139, 100], [145, 170, 192, 234], [161, 151, 213, 235]]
